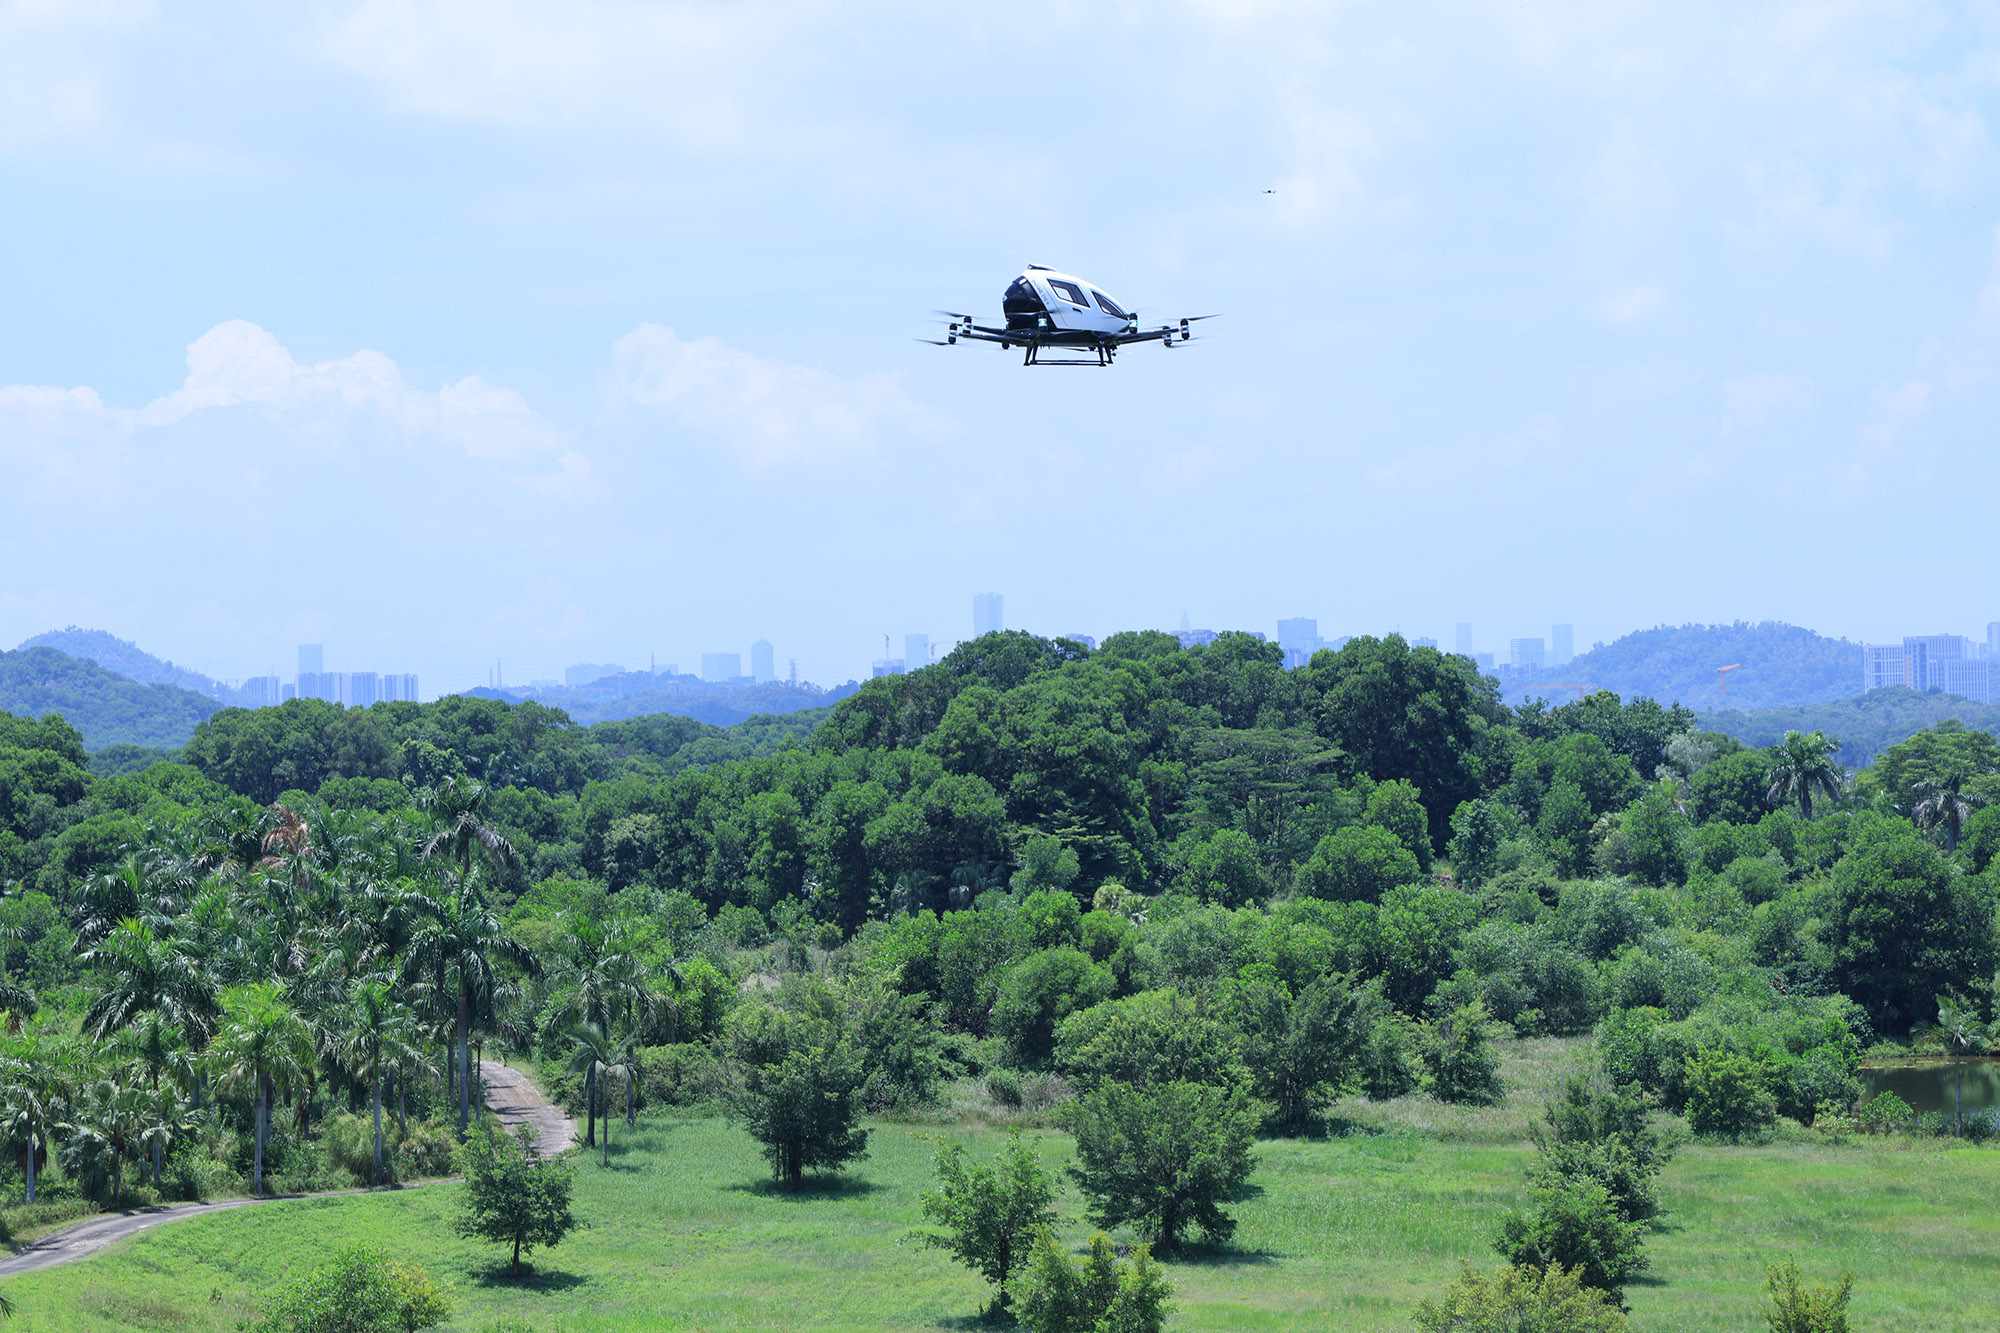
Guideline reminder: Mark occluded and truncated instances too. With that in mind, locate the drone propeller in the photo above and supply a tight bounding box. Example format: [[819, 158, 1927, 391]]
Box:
[[930, 310, 977, 321]]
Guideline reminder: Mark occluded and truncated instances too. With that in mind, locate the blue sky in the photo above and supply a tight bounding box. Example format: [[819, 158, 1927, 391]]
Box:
[[6, 2, 2000, 692]]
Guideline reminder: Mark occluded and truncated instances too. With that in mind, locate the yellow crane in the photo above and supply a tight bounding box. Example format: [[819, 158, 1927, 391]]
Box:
[[1717, 663, 1742, 707]]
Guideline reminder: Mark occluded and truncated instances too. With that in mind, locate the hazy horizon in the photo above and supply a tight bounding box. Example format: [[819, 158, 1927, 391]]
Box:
[[9, 5, 2000, 693]]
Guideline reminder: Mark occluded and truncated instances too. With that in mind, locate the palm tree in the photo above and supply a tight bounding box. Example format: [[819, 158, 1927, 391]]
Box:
[[404, 883, 536, 1138], [544, 918, 660, 1049], [208, 985, 315, 1195], [1936, 996, 1992, 1135], [567, 1021, 615, 1157], [333, 976, 431, 1185], [1914, 767, 1982, 854], [80, 918, 221, 1046], [418, 778, 518, 890], [599, 1044, 636, 1168], [118, 1012, 196, 1186], [1766, 730, 1845, 820], [64, 1077, 153, 1209], [0, 1035, 63, 1203]]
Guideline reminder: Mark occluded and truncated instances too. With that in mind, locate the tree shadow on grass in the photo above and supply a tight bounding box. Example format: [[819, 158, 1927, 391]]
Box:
[[1160, 1237, 1279, 1267], [726, 1174, 885, 1201], [467, 1262, 590, 1291]]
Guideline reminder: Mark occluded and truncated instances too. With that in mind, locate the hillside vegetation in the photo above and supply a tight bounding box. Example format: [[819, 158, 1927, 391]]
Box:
[[1515, 621, 1861, 710], [18, 626, 239, 701], [0, 646, 223, 750], [1703, 687, 2000, 767]]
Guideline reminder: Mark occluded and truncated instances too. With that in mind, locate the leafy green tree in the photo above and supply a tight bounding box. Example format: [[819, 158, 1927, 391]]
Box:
[[452, 1122, 581, 1277], [1536, 780, 1595, 879], [209, 983, 315, 1195], [1421, 1001, 1504, 1105], [1762, 1259, 1853, 1333], [721, 1005, 869, 1189], [1494, 1172, 1649, 1298], [1614, 787, 1687, 886], [1447, 799, 1507, 888], [1173, 828, 1267, 907], [79, 916, 220, 1045], [1012, 832, 1082, 897], [1689, 749, 1773, 825], [1366, 779, 1433, 870], [1414, 1263, 1627, 1333], [1066, 1079, 1257, 1251], [992, 948, 1114, 1069], [1231, 972, 1365, 1128], [909, 1131, 1063, 1317], [1825, 822, 1999, 1032], [1019, 1228, 1173, 1333], [1766, 731, 1843, 820], [1530, 1076, 1670, 1224], [251, 1242, 450, 1333], [1053, 989, 1247, 1093], [1682, 1047, 1777, 1138], [1298, 824, 1421, 904]]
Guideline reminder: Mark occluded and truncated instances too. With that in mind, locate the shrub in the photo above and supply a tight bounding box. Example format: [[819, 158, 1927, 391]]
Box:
[[392, 1119, 458, 1181], [1415, 1262, 1627, 1333], [1774, 1051, 1859, 1126], [1762, 1258, 1853, 1333], [253, 1242, 450, 1333], [1855, 1091, 1914, 1135], [1531, 1076, 1671, 1225], [1683, 1048, 1777, 1138], [1422, 1002, 1505, 1105], [1359, 1006, 1421, 1100], [986, 1067, 1025, 1107], [909, 1131, 1062, 1317], [1066, 1080, 1257, 1251], [636, 1043, 722, 1108], [1019, 1228, 1172, 1333], [1494, 1174, 1649, 1297]]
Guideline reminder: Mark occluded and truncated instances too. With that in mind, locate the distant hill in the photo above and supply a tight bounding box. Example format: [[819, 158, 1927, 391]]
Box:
[[1509, 622, 1860, 711], [467, 678, 860, 728], [16, 627, 252, 703], [0, 646, 222, 750], [1700, 687, 2000, 768]]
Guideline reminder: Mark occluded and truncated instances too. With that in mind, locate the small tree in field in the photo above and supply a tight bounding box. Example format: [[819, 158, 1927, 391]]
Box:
[[452, 1123, 580, 1277], [1763, 1259, 1853, 1333], [1067, 1080, 1257, 1252], [1415, 1262, 1625, 1333], [908, 1131, 1063, 1317], [253, 1242, 450, 1333], [1494, 1173, 1648, 1299], [1019, 1228, 1172, 1333], [721, 1006, 869, 1190]]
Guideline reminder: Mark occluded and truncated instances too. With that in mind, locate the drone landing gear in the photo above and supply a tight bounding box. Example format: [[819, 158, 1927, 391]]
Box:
[[1023, 342, 1115, 367]]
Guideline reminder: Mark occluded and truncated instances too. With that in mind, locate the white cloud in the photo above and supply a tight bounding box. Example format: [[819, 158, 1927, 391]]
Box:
[[607, 324, 938, 467], [0, 319, 580, 488]]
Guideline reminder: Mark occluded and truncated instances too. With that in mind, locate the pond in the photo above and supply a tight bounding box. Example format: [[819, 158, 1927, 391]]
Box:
[[1859, 1059, 2000, 1115]]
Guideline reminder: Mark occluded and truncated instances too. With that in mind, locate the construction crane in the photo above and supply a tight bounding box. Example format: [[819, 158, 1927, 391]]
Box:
[[929, 641, 945, 661], [1717, 663, 1741, 707]]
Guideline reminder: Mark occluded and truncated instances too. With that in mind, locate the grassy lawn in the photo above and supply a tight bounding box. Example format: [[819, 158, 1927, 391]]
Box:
[[3, 1053, 1999, 1331]]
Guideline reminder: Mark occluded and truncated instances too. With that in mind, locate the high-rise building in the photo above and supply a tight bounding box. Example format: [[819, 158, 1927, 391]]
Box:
[[905, 634, 930, 672], [1454, 623, 1473, 657], [298, 644, 323, 676], [1277, 617, 1322, 670], [1861, 635, 1995, 701], [973, 593, 1004, 638], [243, 676, 281, 706], [1988, 622, 2000, 658], [347, 672, 380, 708], [1062, 633, 1097, 651], [565, 663, 625, 686], [1510, 638, 1546, 671], [751, 640, 776, 683], [1412, 636, 1438, 649], [382, 674, 419, 702], [872, 659, 906, 677], [1551, 624, 1574, 667], [297, 671, 334, 702], [281, 682, 297, 701], [701, 652, 742, 683]]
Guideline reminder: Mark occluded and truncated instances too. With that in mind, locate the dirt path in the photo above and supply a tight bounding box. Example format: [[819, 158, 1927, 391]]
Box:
[[0, 1064, 576, 1278]]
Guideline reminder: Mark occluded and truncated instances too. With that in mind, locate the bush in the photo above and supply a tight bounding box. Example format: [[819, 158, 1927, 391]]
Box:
[[1066, 1079, 1257, 1251], [393, 1119, 458, 1181], [1359, 1006, 1421, 1100], [1019, 1229, 1172, 1333], [985, 1068, 1024, 1108], [1762, 1258, 1853, 1333], [1855, 1091, 1914, 1135], [1415, 1262, 1627, 1333], [1422, 1002, 1504, 1105], [636, 1043, 723, 1108], [253, 1242, 450, 1333], [1683, 1047, 1777, 1138], [1495, 1174, 1649, 1297]]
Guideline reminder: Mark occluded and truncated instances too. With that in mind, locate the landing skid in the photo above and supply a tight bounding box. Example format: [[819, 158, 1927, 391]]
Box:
[[1024, 342, 1115, 367]]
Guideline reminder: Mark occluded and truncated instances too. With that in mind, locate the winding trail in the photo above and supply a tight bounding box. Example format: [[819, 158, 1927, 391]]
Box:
[[0, 1061, 576, 1278]]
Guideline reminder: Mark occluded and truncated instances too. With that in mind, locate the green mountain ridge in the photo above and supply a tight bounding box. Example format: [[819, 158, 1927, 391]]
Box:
[[0, 646, 225, 750], [1509, 620, 1861, 711], [18, 626, 235, 698]]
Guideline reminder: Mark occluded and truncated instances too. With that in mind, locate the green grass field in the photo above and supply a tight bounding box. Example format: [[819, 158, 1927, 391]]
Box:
[[4, 1050, 1999, 1331]]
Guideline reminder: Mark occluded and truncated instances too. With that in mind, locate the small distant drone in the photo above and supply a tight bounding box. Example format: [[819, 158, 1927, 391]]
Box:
[[926, 266, 1213, 367]]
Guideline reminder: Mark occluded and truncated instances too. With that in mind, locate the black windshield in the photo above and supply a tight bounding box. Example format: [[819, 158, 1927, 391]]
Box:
[[1092, 290, 1129, 319], [1002, 277, 1045, 317]]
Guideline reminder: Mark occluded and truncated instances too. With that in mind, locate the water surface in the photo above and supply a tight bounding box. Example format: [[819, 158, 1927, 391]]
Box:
[[1859, 1058, 2000, 1116]]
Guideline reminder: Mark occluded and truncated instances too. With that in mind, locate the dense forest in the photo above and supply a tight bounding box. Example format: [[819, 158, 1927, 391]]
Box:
[[18, 628, 242, 701], [1514, 621, 1863, 711], [3, 629, 1997, 1323]]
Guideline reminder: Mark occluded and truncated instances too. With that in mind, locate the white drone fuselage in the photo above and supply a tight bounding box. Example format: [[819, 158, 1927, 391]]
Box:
[[930, 266, 1206, 366]]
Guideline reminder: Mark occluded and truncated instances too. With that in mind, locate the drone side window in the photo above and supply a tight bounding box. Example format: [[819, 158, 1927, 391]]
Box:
[[1049, 280, 1088, 306], [1091, 290, 1128, 319]]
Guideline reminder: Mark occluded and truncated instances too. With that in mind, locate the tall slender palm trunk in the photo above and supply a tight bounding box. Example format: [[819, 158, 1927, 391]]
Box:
[[24, 1130, 35, 1203], [373, 1075, 385, 1185], [584, 1066, 597, 1148], [254, 1077, 269, 1195], [457, 989, 471, 1137]]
